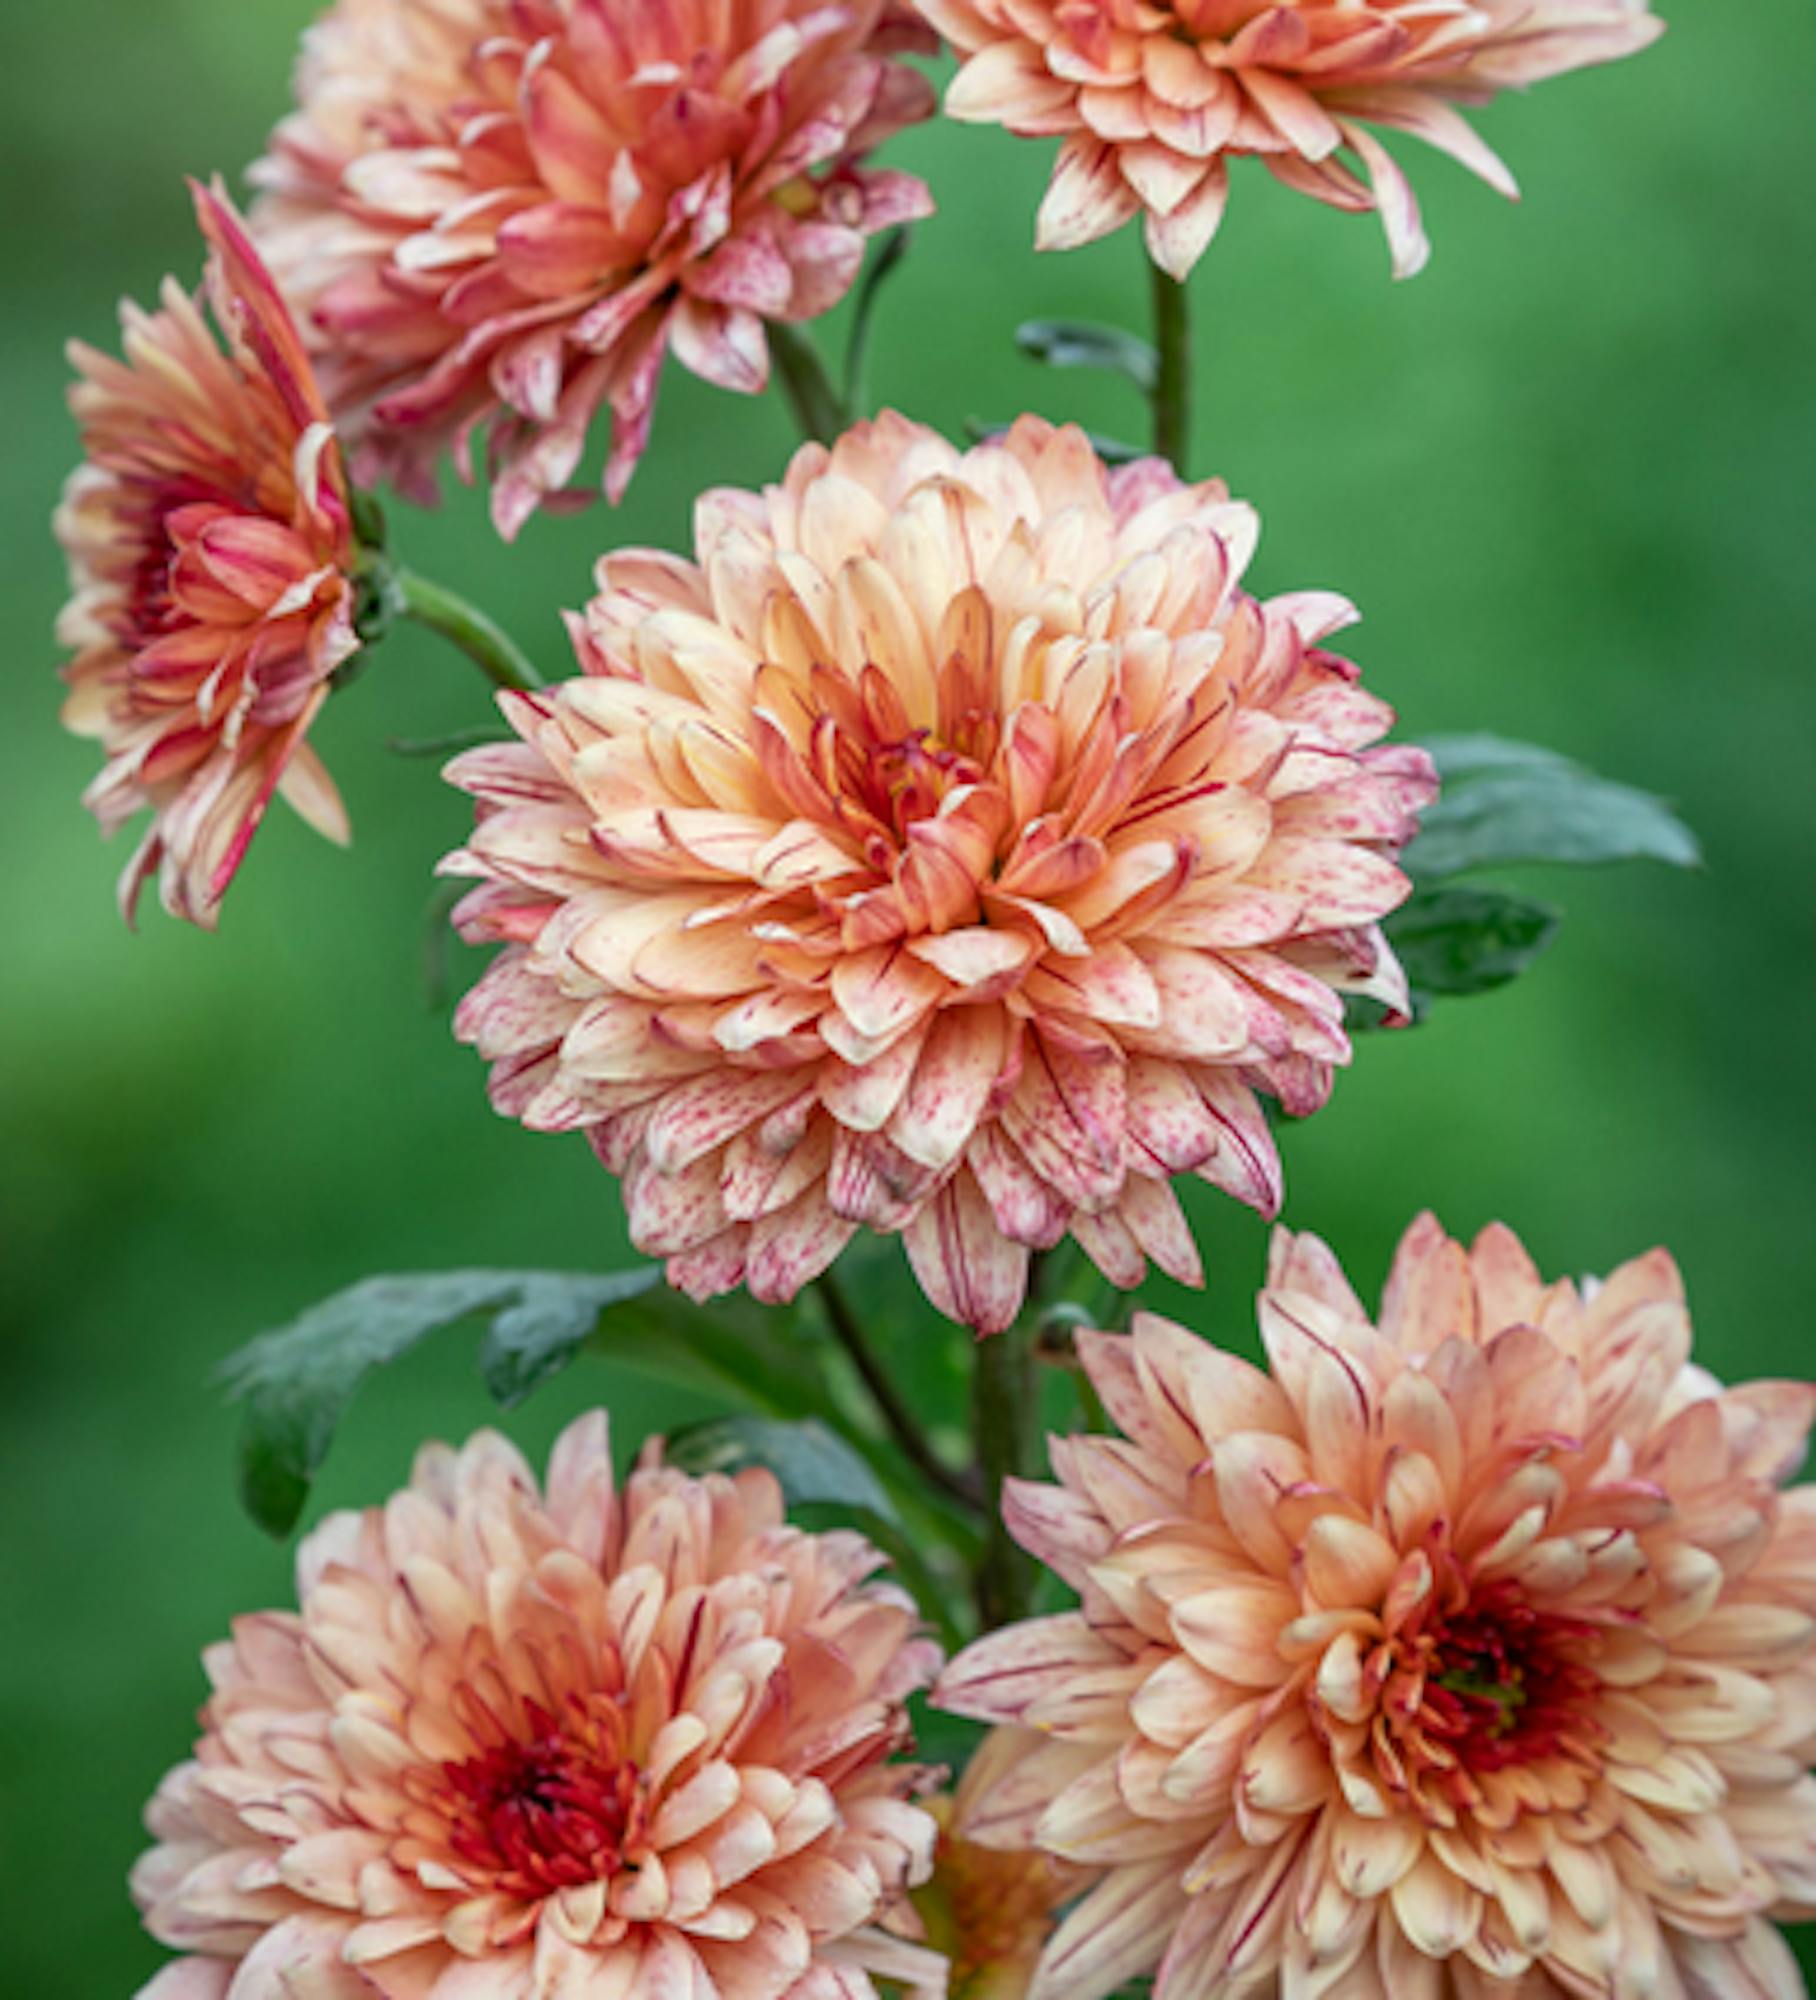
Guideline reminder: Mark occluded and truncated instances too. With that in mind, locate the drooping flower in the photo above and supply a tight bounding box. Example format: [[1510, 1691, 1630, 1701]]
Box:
[[133, 1412, 945, 2000], [57, 181, 357, 927], [250, 0, 936, 535], [937, 1215, 1816, 2000], [915, 1727, 1088, 2000], [442, 413, 1434, 1331], [912, 0, 1662, 279]]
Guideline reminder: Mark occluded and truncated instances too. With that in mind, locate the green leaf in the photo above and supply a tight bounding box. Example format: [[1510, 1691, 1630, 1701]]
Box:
[[1387, 888, 1562, 1000], [667, 1414, 900, 1524], [387, 726, 503, 759], [1084, 431, 1149, 466], [1015, 319, 1159, 394], [222, 1268, 662, 1535], [1422, 734, 1576, 781], [479, 1269, 665, 1408], [1407, 740, 1700, 878], [964, 417, 1146, 465]]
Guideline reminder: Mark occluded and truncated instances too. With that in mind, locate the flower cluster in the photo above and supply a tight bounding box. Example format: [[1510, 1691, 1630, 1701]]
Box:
[[57, 182, 357, 927], [938, 1217, 1816, 1999], [134, 1414, 945, 2000], [250, 0, 937, 532], [917, 0, 1662, 277], [48, 9, 1783, 2000], [442, 412, 1434, 1329]]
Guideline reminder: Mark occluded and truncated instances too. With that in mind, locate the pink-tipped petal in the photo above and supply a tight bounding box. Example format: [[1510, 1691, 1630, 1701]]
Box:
[[937, 1214, 1816, 1998], [57, 185, 357, 927], [914, 0, 1657, 276], [132, 1416, 940, 1998], [442, 414, 1430, 1327], [250, 0, 936, 525]]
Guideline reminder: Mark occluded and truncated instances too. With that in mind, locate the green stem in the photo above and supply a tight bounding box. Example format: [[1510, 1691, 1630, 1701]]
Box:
[[972, 1263, 1049, 1628], [817, 1273, 984, 1517], [1149, 259, 1193, 473], [394, 566, 543, 694], [843, 226, 912, 420], [769, 323, 848, 445]]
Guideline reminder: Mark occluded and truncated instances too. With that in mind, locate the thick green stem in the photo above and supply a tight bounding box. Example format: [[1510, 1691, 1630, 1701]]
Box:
[[1149, 260, 1193, 473], [394, 567, 543, 694], [972, 1282, 1045, 1628], [769, 323, 848, 445], [817, 1273, 984, 1516]]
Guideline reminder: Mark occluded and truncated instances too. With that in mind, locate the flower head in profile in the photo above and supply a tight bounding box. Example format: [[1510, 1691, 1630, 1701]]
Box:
[[914, 0, 1662, 278], [133, 1412, 945, 2000], [442, 414, 1433, 1331], [251, 0, 936, 535], [937, 1215, 1816, 2000], [57, 181, 356, 927], [915, 1728, 1087, 2000]]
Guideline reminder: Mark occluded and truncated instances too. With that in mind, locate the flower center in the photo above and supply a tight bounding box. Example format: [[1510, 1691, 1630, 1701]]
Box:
[[437, 1698, 646, 1897], [1400, 1579, 1603, 1782], [849, 731, 984, 840], [1368, 1560, 1608, 1816], [810, 663, 1000, 852]]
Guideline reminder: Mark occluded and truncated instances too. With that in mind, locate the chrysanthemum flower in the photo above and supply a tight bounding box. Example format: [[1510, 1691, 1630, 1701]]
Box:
[[913, 0, 1662, 279], [133, 1413, 945, 2000], [250, 0, 936, 535], [57, 182, 356, 927], [442, 413, 1433, 1331], [915, 1728, 1088, 2000], [937, 1215, 1816, 2000]]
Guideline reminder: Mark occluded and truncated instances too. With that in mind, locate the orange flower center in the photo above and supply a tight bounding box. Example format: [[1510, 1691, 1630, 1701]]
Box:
[[435, 1697, 646, 1897], [810, 664, 999, 853]]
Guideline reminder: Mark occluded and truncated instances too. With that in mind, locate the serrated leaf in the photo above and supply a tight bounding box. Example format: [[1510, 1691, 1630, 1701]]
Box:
[[667, 1415, 900, 1524], [1387, 888, 1561, 998], [1016, 319, 1159, 394], [222, 1268, 661, 1535], [1406, 759, 1700, 878]]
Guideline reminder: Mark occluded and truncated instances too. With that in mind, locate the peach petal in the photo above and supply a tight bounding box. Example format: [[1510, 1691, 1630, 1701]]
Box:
[[919, 0, 1656, 278], [939, 1213, 1815, 1998], [444, 416, 1429, 1326]]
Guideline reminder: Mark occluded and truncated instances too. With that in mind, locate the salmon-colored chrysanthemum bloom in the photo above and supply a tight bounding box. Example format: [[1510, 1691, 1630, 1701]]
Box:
[[916, 1728, 1088, 2000], [937, 1215, 1816, 2000], [250, 0, 936, 535], [914, 0, 1661, 278], [132, 1413, 946, 2000], [442, 413, 1434, 1331], [56, 181, 356, 927]]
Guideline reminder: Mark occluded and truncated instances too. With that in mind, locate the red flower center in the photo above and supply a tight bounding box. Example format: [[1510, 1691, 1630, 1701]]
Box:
[[437, 1698, 646, 1897], [1371, 1565, 1605, 1814], [1421, 1583, 1601, 1775]]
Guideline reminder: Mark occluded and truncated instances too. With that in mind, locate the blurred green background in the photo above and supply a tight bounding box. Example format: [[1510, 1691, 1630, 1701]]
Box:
[[3, 0, 1813, 1989]]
